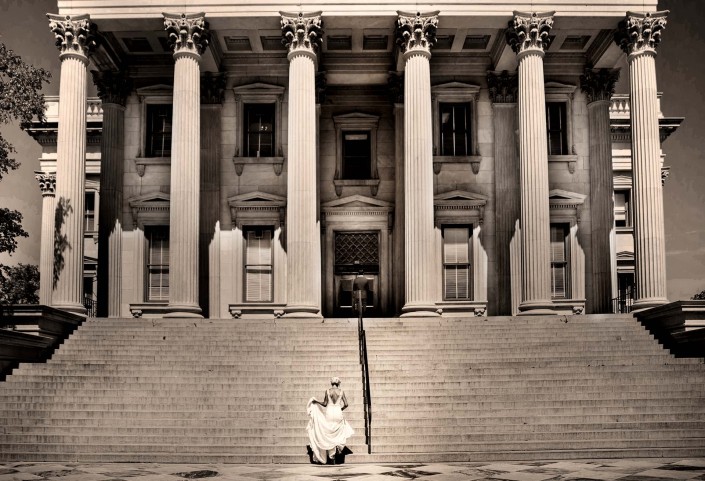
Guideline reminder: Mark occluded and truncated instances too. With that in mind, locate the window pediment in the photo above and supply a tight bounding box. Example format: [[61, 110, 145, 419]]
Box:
[[233, 82, 285, 98], [323, 194, 392, 210], [545, 81, 577, 96], [549, 189, 586, 208], [431, 82, 481, 100], [228, 191, 286, 227], [128, 192, 170, 227], [434, 190, 488, 225], [333, 112, 380, 126]]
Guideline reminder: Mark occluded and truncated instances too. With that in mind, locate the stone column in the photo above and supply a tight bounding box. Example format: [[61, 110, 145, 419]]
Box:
[[488, 71, 519, 315], [581, 68, 620, 314], [281, 11, 323, 317], [390, 73, 405, 314], [396, 11, 440, 317], [200, 73, 225, 318], [163, 12, 209, 317], [615, 12, 669, 310], [507, 11, 556, 315], [34, 172, 56, 306], [47, 14, 96, 315], [92, 71, 131, 318]]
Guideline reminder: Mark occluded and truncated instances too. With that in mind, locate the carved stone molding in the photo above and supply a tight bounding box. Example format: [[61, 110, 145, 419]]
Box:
[[506, 11, 555, 56], [280, 11, 323, 57], [580, 68, 619, 104], [662, 166, 670, 186], [615, 11, 668, 58], [163, 12, 209, 57], [395, 11, 439, 56], [487, 71, 518, 104], [91, 70, 132, 107], [47, 13, 97, 61], [201, 72, 226, 104], [34, 171, 56, 196]]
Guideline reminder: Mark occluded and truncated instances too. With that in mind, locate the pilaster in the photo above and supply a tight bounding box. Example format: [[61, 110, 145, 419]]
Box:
[[506, 11, 556, 315], [396, 11, 440, 317], [163, 12, 209, 317], [488, 71, 519, 315], [581, 68, 619, 313], [281, 11, 323, 317], [391, 73, 405, 314], [34, 171, 56, 306], [47, 13, 97, 315], [92, 70, 131, 318], [615, 11, 669, 310]]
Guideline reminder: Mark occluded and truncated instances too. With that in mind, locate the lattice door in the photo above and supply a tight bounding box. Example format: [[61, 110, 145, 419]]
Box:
[[334, 232, 379, 274]]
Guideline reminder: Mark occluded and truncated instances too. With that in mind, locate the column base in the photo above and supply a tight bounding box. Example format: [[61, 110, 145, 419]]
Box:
[[52, 303, 88, 317], [283, 304, 322, 318], [164, 304, 203, 318], [631, 297, 669, 313], [517, 300, 556, 316], [400, 303, 441, 317]]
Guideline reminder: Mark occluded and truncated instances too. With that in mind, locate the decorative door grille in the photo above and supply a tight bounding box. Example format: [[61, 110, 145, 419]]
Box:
[[334, 232, 379, 273]]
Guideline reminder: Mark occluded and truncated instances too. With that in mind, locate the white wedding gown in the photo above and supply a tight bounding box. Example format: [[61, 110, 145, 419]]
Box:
[[306, 390, 355, 463]]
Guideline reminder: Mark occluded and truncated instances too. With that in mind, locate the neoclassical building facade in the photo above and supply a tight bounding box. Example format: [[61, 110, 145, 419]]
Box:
[[32, 1, 679, 319]]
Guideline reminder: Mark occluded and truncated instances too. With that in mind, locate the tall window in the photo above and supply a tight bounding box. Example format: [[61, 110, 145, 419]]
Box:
[[439, 103, 471, 156], [145, 104, 172, 157], [550, 223, 570, 299], [442, 226, 471, 300], [546, 102, 568, 155], [245, 228, 273, 302], [146, 226, 169, 301], [244, 104, 275, 157], [342, 131, 372, 179], [84, 191, 96, 232], [614, 190, 632, 227]]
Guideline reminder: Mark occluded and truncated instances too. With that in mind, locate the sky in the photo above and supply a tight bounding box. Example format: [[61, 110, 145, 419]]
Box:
[[0, 0, 704, 301]]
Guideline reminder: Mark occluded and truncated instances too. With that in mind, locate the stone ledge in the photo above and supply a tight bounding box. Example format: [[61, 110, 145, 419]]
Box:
[[635, 300, 705, 358], [333, 179, 380, 197], [548, 154, 578, 174], [433, 155, 482, 175], [229, 303, 286, 320], [133, 157, 170, 177], [232, 156, 285, 176], [129, 303, 169, 318], [436, 301, 487, 317]]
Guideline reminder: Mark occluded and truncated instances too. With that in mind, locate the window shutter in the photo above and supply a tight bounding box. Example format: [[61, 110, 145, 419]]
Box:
[[147, 227, 169, 301], [443, 227, 470, 300], [550, 225, 568, 299], [245, 229, 273, 302]]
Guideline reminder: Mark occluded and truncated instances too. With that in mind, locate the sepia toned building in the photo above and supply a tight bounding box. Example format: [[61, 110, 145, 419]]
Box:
[[31, 1, 681, 319]]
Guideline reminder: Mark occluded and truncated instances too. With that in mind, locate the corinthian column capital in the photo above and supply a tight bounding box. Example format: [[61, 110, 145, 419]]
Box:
[[395, 11, 439, 57], [615, 11, 668, 58], [163, 12, 209, 59], [580, 68, 620, 104], [487, 70, 518, 103], [34, 171, 56, 196], [47, 14, 97, 62], [91, 70, 132, 107], [506, 11, 555, 57], [280, 11, 323, 59]]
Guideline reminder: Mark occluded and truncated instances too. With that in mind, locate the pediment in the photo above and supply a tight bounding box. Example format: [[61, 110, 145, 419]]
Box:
[[228, 191, 286, 208], [128, 192, 170, 207], [333, 112, 380, 127], [136, 84, 173, 96], [323, 194, 392, 210], [435, 190, 488, 204], [432, 81, 481, 93], [545, 81, 577, 94], [549, 189, 586, 206], [233, 82, 285, 96]]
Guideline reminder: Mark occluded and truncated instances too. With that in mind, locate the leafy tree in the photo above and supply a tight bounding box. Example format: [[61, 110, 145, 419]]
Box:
[[692, 290, 705, 300], [0, 264, 39, 305], [0, 43, 50, 256]]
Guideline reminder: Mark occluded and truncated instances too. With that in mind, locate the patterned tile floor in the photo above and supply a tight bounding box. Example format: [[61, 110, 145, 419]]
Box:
[[1, 459, 704, 481]]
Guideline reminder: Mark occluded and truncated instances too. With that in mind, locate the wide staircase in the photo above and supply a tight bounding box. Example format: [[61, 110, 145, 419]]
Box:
[[0, 318, 367, 462], [365, 314, 705, 461]]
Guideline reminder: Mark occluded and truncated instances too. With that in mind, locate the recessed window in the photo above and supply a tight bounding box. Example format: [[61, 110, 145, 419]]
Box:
[[550, 223, 570, 299], [146, 226, 169, 302], [440, 103, 471, 156], [146, 104, 172, 157], [342, 131, 372, 180], [443, 226, 472, 300], [245, 228, 273, 303], [244, 104, 275, 157], [546, 102, 568, 155], [84, 191, 96, 232], [614, 190, 632, 228]]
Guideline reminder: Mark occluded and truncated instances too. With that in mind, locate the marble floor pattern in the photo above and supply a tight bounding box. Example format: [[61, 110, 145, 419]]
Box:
[[1, 459, 705, 481]]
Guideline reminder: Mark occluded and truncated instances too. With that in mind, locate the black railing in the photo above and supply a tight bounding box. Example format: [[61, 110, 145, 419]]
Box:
[[83, 296, 97, 318], [612, 290, 635, 314], [355, 290, 372, 453]]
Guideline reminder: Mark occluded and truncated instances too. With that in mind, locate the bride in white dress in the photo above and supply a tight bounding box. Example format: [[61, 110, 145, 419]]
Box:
[[307, 377, 355, 464]]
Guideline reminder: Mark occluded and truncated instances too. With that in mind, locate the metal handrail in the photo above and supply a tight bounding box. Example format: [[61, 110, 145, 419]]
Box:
[[355, 290, 372, 453]]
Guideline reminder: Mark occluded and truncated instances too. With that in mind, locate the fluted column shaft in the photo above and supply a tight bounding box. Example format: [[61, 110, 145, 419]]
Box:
[[629, 52, 668, 308], [97, 102, 125, 317], [163, 12, 208, 317], [615, 11, 669, 310], [35, 172, 56, 306]]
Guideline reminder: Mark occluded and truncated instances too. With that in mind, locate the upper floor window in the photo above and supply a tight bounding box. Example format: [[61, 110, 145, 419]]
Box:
[[550, 223, 570, 299], [145, 104, 172, 157], [546, 102, 568, 155], [84, 191, 97, 233], [614, 189, 632, 228], [146, 225, 169, 302], [245, 227, 273, 302], [342, 131, 372, 180], [442, 226, 472, 300], [439, 103, 471, 156], [244, 104, 275, 158]]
